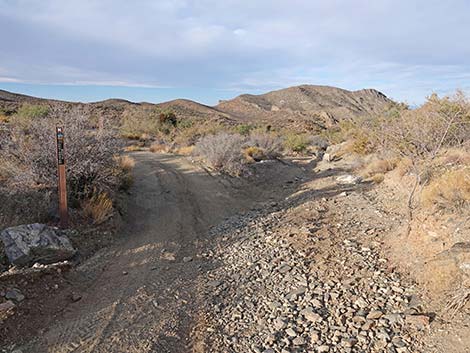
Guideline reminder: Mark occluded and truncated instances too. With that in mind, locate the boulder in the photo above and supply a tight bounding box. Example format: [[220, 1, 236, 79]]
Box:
[[336, 174, 362, 184], [0, 223, 77, 267]]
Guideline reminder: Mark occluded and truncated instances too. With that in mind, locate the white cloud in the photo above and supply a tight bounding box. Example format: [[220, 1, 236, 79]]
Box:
[[0, 0, 469, 102]]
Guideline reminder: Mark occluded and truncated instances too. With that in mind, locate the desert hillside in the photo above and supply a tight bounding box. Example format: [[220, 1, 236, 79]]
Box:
[[0, 85, 393, 130], [217, 85, 393, 129]]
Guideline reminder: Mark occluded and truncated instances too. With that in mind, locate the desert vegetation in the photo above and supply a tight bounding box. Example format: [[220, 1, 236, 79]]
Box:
[[0, 104, 133, 227]]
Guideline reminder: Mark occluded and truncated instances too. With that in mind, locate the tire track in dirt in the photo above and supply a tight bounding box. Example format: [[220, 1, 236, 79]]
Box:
[[19, 152, 260, 353]]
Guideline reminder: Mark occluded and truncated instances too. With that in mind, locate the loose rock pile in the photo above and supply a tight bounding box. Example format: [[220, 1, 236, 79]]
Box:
[[200, 191, 427, 352]]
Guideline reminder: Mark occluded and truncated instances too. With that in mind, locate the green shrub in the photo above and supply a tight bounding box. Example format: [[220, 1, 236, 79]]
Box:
[[284, 133, 311, 153], [234, 124, 254, 136]]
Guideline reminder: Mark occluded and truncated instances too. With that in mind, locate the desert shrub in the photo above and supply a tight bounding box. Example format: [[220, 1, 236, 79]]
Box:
[[10, 103, 50, 130], [422, 168, 470, 210], [173, 121, 226, 146], [247, 132, 283, 159], [194, 133, 246, 176], [159, 110, 177, 126], [234, 124, 254, 136], [81, 192, 114, 224], [284, 133, 311, 154], [120, 108, 180, 139], [2, 108, 122, 202]]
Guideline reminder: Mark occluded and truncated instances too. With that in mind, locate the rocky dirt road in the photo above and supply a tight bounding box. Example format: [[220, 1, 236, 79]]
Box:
[[4, 152, 465, 353], [14, 152, 307, 353]]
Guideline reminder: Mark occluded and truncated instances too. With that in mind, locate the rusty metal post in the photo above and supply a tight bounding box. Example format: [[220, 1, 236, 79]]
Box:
[[56, 126, 68, 228]]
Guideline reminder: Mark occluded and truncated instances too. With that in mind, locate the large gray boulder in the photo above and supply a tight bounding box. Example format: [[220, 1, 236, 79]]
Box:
[[0, 223, 77, 267]]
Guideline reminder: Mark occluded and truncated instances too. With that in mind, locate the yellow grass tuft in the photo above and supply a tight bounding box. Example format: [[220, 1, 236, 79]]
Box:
[[422, 168, 470, 210], [175, 146, 195, 156], [81, 192, 114, 224], [124, 145, 142, 152], [370, 173, 385, 184], [361, 158, 397, 177], [243, 146, 265, 162], [117, 155, 135, 172], [149, 143, 169, 153]]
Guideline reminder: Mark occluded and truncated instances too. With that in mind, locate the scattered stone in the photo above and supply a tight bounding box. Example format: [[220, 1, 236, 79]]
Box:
[[292, 337, 305, 346], [366, 310, 383, 319], [285, 328, 297, 337], [405, 314, 430, 329], [273, 318, 287, 330], [71, 293, 82, 302], [183, 256, 193, 263], [0, 223, 77, 266], [0, 300, 15, 314], [5, 289, 25, 302], [301, 307, 322, 323]]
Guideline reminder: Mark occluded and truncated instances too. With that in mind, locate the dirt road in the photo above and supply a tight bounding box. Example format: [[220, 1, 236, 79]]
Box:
[[20, 152, 305, 353]]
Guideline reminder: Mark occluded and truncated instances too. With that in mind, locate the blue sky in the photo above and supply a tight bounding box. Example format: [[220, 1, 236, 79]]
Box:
[[1, 0, 469, 106]]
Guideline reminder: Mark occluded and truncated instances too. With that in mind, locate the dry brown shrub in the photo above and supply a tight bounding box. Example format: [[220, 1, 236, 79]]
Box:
[[1, 107, 122, 201], [194, 133, 246, 176], [81, 192, 114, 224], [247, 132, 283, 159], [422, 168, 470, 210]]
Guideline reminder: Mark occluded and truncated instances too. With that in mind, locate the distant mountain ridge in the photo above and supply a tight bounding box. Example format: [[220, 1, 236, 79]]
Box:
[[0, 85, 394, 131]]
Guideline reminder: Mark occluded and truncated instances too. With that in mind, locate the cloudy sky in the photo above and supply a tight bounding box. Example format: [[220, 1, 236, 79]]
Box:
[[1, 0, 469, 105]]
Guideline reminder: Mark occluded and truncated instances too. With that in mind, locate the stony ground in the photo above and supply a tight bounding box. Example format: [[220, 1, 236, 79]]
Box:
[[195, 167, 431, 353]]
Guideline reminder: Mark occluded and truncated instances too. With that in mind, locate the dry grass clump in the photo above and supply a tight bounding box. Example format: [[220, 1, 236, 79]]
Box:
[[422, 168, 470, 210], [175, 146, 195, 156], [150, 143, 170, 153], [124, 145, 143, 152], [116, 155, 135, 172], [194, 133, 246, 176], [81, 192, 114, 224], [370, 173, 385, 184], [361, 158, 397, 178], [244, 146, 265, 163], [437, 149, 470, 166]]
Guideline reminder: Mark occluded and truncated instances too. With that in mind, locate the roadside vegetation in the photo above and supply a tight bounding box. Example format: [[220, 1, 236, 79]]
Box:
[[0, 104, 133, 228], [320, 91, 470, 218]]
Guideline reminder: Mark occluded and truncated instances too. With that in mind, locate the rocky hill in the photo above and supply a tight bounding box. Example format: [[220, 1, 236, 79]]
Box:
[[216, 85, 393, 130], [0, 85, 393, 130]]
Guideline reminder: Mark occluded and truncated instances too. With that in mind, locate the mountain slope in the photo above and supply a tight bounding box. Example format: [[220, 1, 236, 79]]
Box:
[[0, 85, 393, 130], [216, 85, 393, 129]]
